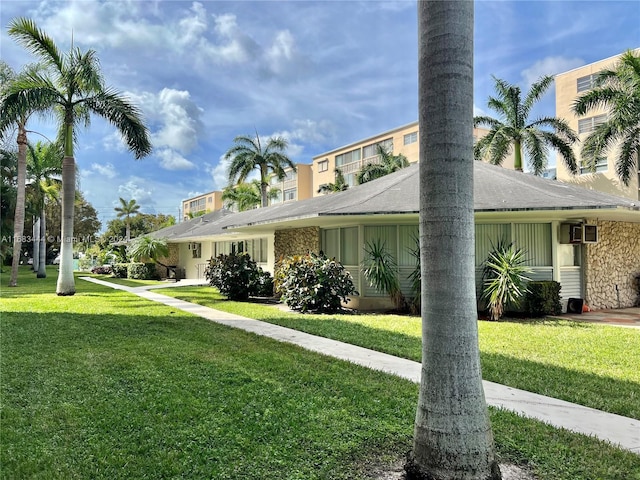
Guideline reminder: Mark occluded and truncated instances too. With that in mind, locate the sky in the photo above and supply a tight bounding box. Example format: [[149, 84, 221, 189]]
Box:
[[1, 0, 639, 230]]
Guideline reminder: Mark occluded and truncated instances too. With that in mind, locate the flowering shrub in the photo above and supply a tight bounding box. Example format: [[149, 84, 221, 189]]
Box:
[[276, 252, 357, 313]]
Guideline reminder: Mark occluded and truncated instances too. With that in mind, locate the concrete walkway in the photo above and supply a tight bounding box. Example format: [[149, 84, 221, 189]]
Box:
[[80, 277, 640, 454]]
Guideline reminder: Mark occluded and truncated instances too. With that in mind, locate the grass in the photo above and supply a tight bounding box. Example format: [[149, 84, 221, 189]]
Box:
[[1, 268, 639, 479], [157, 284, 640, 420]]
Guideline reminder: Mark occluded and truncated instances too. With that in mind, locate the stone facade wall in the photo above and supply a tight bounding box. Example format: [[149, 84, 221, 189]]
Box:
[[274, 227, 321, 261], [584, 219, 640, 309], [155, 243, 180, 279]]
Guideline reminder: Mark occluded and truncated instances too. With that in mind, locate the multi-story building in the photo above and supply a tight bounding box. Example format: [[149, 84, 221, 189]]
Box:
[[181, 164, 313, 219], [181, 191, 224, 221], [555, 49, 640, 201], [268, 163, 313, 205], [311, 121, 506, 194]]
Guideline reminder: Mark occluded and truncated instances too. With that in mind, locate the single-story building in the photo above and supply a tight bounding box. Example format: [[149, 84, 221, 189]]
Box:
[[149, 162, 640, 311]]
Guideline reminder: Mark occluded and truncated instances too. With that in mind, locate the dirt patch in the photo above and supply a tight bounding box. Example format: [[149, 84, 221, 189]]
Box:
[[368, 461, 537, 480]]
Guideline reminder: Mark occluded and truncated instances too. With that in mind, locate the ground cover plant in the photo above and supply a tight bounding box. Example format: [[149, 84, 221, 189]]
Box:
[[1, 268, 639, 479]]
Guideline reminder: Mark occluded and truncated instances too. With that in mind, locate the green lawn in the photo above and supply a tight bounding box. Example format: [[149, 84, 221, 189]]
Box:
[[158, 284, 640, 420], [1, 268, 639, 480]]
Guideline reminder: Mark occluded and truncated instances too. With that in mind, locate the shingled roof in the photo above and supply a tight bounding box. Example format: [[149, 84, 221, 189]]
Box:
[[151, 162, 639, 241]]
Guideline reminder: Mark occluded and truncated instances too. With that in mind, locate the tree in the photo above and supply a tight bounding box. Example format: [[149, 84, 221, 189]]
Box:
[[407, 2, 501, 479], [225, 132, 295, 207], [126, 235, 169, 267], [26, 140, 62, 277], [0, 148, 17, 267], [573, 49, 640, 186], [222, 180, 279, 211], [0, 61, 29, 287], [317, 168, 349, 194], [114, 197, 141, 242], [45, 191, 101, 255], [356, 145, 409, 184], [474, 75, 579, 176], [2, 18, 151, 295]]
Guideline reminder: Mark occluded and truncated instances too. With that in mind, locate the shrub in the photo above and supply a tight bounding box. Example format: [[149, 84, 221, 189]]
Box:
[[277, 252, 357, 313], [205, 252, 267, 301], [361, 238, 406, 311], [112, 263, 128, 278], [127, 262, 158, 280], [91, 265, 113, 275], [524, 281, 562, 317], [482, 240, 532, 321], [250, 269, 274, 297]]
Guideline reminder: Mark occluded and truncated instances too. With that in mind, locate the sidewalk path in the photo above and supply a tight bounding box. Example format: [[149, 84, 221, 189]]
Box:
[[80, 277, 640, 454]]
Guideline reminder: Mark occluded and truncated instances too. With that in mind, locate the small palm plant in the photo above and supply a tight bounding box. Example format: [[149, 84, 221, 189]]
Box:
[[362, 238, 406, 311], [482, 240, 532, 321]]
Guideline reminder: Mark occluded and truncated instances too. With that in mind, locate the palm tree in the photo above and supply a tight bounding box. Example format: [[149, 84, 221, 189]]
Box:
[[115, 197, 141, 242], [26, 140, 63, 277], [474, 75, 579, 176], [573, 49, 640, 186], [1, 18, 152, 295], [222, 179, 279, 211], [0, 61, 30, 287], [317, 168, 348, 194], [408, 2, 501, 479], [356, 145, 409, 184], [225, 132, 295, 207], [126, 235, 169, 266]]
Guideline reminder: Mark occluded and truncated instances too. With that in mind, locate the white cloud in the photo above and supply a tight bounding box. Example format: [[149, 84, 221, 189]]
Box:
[[208, 155, 232, 191], [198, 13, 260, 64], [90, 163, 117, 179], [156, 148, 196, 171], [521, 56, 584, 87], [118, 180, 153, 205]]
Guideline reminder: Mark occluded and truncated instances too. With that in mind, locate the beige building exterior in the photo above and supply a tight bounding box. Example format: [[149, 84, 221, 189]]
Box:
[[182, 191, 224, 221], [269, 163, 313, 205], [555, 49, 640, 201], [311, 122, 510, 194]]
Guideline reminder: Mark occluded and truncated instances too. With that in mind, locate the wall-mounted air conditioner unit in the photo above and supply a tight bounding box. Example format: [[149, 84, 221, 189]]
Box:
[[583, 225, 598, 243], [569, 224, 583, 244]]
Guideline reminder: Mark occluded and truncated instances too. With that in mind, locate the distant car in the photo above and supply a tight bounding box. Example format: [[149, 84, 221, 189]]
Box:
[[53, 254, 61, 264], [27, 257, 33, 265]]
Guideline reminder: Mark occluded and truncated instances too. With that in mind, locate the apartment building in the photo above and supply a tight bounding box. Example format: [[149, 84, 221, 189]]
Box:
[[181, 190, 224, 221], [311, 122, 502, 194], [268, 163, 313, 205], [555, 49, 640, 201]]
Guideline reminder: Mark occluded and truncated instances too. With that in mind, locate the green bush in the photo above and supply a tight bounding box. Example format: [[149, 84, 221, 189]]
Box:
[[127, 262, 158, 280], [482, 240, 532, 321], [277, 252, 357, 313], [112, 263, 128, 278], [205, 253, 269, 301], [524, 281, 562, 317]]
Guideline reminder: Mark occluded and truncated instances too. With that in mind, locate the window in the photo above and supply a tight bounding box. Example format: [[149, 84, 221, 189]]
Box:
[[577, 74, 598, 93], [214, 238, 268, 263], [335, 148, 361, 167], [578, 114, 607, 134], [191, 242, 202, 259], [318, 159, 329, 172], [284, 188, 296, 201], [208, 197, 212, 203], [580, 157, 608, 174], [363, 138, 393, 159], [284, 170, 296, 182], [403, 132, 417, 145]]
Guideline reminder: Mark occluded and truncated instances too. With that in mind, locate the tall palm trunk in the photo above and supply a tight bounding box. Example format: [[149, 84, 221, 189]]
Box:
[[32, 216, 40, 272], [513, 139, 523, 171], [56, 155, 76, 295], [9, 124, 27, 287], [409, 2, 500, 479], [37, 207, 47, 278]]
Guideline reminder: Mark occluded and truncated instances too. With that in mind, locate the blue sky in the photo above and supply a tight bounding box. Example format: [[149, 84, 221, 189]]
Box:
[[1, 0, 638, 229]]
